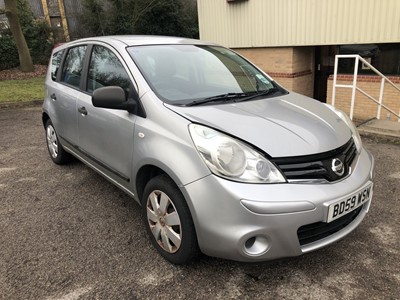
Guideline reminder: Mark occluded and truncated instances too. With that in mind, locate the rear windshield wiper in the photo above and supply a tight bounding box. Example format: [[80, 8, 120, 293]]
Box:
[[186, 92, 256, 106]]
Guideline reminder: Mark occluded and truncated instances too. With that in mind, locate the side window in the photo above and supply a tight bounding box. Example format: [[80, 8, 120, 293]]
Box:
[[87, 46, 131, 94], [51, 50, 64, 81], [61, 46, 87, 88]]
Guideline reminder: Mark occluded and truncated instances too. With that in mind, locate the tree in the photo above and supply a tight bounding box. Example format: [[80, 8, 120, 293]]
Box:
[[135, 0, 191, 37], [3, 0, 34, 72], [80, 0, 199, 38], [108, 0, 161, 35], [79, 0, 109, 36]]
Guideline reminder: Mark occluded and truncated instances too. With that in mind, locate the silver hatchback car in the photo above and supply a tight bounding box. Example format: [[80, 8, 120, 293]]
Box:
[[42, 36, 374, 264]]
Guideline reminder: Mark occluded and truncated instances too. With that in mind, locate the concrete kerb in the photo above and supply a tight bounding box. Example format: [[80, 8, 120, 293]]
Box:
[[357, 119, 400, 144], [0, 100, 43, 109]]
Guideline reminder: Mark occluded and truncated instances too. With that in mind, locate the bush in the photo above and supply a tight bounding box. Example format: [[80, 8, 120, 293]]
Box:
[[25, 19, 53, 65], [0, 35, 20, 70]]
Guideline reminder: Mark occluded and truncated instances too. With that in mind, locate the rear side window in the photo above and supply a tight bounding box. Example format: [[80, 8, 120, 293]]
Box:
[[87, 45, 131, 94], [61, 46, 87, 88], [51, 50, 64, 81]]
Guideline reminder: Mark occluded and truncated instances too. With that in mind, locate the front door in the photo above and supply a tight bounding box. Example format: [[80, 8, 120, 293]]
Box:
[[77, 45, 138, 187]]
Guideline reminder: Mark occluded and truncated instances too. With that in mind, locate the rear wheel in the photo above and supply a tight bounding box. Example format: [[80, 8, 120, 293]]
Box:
[[45, 119, 71, 164], [142, 175, 199, 264]]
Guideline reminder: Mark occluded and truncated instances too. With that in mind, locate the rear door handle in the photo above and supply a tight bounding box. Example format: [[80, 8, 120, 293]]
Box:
[[78, 106, 87, 116], [50, 93, 56, 101]]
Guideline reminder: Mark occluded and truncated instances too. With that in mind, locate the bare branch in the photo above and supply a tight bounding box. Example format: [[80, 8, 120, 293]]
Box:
[[132, 0, 160, 27]]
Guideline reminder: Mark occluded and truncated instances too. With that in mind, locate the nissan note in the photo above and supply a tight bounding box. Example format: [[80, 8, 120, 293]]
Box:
[[42, 36, 375, 264]]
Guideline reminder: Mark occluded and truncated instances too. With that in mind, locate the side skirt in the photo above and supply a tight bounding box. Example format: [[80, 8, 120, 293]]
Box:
[[59, 136, 136, 200]]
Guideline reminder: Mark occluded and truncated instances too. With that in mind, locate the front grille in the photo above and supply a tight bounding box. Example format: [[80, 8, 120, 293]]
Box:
[[297, 206, 362, 246], [272, 138, 357, 182]]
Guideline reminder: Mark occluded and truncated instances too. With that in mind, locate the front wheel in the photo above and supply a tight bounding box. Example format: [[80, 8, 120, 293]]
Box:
[[142, 175, 199, 264], [45, 119, 71, 164]]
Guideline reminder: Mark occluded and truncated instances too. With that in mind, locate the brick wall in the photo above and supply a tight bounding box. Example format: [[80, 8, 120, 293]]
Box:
[[235, 47, 315, 97], [327, 75, 400, 122], [235, 47, 294, 73]]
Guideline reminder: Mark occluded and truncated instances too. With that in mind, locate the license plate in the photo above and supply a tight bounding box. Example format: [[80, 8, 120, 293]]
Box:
[[327, 183, 373, 223]]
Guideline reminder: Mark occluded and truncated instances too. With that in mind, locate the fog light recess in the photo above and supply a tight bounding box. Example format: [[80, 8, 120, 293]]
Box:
[[243, 236, 269, 256]]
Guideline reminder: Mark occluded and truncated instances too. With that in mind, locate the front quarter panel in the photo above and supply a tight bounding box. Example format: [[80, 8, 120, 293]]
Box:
[[131, 94, 211, 195]]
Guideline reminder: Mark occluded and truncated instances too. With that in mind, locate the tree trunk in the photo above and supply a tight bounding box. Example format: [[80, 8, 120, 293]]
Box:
[[4, 0, 34, 72]]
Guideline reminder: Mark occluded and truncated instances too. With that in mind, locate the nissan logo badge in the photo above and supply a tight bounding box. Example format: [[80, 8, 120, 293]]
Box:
[[331, 158, 345, 176]]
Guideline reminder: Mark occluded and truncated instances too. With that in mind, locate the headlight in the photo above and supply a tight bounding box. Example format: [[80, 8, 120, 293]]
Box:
[[325, 105, 362, 152], [189, 124, 286, 183]]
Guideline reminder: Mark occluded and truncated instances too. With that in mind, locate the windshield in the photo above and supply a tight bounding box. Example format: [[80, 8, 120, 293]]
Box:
[[128, 45, 286, 105]]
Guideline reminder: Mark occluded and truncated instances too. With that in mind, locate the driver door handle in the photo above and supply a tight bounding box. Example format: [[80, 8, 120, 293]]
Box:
[[78, 106, 87, 116]]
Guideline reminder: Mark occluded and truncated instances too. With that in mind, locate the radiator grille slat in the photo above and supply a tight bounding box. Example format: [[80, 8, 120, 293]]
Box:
[[272, 139, 357, 182]]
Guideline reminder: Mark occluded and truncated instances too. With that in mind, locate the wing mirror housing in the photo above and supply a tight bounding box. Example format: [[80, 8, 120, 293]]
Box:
[[92, 86, 139, 114]]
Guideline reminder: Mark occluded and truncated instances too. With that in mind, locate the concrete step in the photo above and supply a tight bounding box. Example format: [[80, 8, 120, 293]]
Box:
[[357, 119, 400, 139]]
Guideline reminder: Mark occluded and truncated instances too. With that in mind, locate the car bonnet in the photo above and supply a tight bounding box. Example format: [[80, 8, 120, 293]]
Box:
[[165, 92, 352, 158]]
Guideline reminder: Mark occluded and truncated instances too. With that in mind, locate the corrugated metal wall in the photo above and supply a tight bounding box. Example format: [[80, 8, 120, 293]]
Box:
[[0, 0, 44, 17], [27, 0, 44, 17], [198, 0, 400, 47], [63, 0, 84, 39]]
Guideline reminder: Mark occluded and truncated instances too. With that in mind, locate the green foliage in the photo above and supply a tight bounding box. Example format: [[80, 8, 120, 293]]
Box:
[[135, 0, 195, 37], [80, 0, 199, 38], [17, 0, 53, 65], [25, 19, 53, 65], [79, 0, 110, 36], [0, 0, 53, 70], [0, 35, 20, 70]]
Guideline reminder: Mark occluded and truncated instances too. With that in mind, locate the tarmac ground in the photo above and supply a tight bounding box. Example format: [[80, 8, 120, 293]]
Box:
[[1, 106, 399, 300]]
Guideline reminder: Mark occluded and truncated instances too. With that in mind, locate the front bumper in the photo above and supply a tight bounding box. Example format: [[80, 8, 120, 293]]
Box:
[[182, 147, 375, 262]]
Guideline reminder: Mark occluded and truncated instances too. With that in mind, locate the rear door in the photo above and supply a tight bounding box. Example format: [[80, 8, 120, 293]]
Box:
[[77, 44, 138, 187], [50, 45, 87, 147]]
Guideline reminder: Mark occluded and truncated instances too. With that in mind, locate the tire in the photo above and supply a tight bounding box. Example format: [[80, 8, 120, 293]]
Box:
[[45, 119, 71, 165], [142, 175, 200, 264]]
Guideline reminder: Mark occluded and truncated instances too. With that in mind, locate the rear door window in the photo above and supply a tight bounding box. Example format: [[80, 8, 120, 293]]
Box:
[[61, 46, 87, 88]]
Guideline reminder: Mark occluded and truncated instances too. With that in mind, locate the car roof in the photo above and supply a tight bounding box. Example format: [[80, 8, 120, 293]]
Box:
[[62, 35, 216, 48]]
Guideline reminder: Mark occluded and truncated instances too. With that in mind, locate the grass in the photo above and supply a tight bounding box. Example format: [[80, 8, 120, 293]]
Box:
[[0, 77, 45, 103]]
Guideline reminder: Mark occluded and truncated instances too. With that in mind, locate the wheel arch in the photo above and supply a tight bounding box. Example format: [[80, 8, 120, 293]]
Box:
[[135, 162, 202, 237], [42, 112, 50, 128], [135, 164, 167, 203]]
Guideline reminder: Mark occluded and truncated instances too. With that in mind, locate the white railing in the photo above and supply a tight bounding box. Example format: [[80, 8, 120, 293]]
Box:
[[332, 54, 400, 122]]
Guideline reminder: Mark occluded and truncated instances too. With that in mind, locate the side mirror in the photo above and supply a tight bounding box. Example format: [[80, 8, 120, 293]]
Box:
[[92, 86, 127, 109], [92, 86, 138, 114]]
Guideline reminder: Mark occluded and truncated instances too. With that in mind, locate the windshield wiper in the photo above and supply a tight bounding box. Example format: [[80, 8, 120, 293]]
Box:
[[185, 88, 283, 107], [186, 92, 256, 106], [235, 87, 282, 102]]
